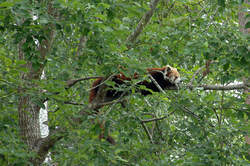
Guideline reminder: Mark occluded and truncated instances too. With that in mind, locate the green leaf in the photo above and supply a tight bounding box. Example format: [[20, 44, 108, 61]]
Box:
[[218, 0, 225, 7], [94, 14, 107, 21], [40, 17, 48, 24], [245, 21, 250, 29], [98, 3, 110, 9], [0, 2, 14, 8], [115, 156, 128, 163]]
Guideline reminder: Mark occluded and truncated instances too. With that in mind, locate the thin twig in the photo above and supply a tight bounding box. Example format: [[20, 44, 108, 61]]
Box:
[[86, 74, 116, 91], [188, 61, 214, 87], [64, 101, 85, 106], [178, 105, 215, 127], [180, 106, 201, 120], [148, 74, 166, 94], [219, 90, 225, 125], [92, 96, 127, 109], [212, 108, 220, 124], [188, 66, 205, 88], [66, 76, 102, 89], [141, 110, 176, 123], [138, 117, 154, 144]]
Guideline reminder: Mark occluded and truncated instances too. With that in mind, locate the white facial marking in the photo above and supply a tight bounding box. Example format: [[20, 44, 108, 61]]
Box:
[[169, 76, 174, 83], [164, 65, 181, 84], [174, 77, 181, 84]]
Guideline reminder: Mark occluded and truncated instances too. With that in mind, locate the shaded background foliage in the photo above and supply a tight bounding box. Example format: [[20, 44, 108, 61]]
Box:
[[0, 0, 249, 165]]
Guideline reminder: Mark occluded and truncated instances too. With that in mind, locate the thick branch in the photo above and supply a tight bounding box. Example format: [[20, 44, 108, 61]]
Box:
[[197, 83, 248, 91], [34, 129, 64, 165], [181, 83, 249, 91], [126, 0, 160, 44], [153, 83, 249, 91]]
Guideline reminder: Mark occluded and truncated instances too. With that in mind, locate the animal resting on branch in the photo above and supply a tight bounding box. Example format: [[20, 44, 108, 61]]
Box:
[[88, 65, 181, 144], [89, 65, 181, 110]]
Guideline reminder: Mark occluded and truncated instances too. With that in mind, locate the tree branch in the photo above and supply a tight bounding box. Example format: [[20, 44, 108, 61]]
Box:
[[126, 0, 160, 44], [180, 106, 201, 120], [178, 105, 215, 127], [138, 117, 154, 144], [183, 83, 249, 91], [188, 60, 214, 87], [188, 66, 205, 88], [66, 76, 102, 89], [64, 101, 85, 106], [34, 129, 64, 165], [148, 74, 166, 93], [140, 110, 176, 123], [197, 83, 248, 90]]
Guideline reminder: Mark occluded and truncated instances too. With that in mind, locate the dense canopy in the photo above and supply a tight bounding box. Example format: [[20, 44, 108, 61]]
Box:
[[0, 0, 249, 165]]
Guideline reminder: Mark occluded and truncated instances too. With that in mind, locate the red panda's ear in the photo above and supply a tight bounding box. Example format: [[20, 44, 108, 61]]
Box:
[[166, 65, 172, 73]]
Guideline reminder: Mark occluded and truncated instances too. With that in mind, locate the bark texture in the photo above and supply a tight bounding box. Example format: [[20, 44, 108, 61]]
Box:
[[126, 0, 161, 44], [17, 20, 56, 166]]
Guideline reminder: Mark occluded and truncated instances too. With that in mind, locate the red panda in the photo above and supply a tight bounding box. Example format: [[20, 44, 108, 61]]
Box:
[[88, 65, 180, 144], [138, 65, 181, 95], [89, 73, 134, 110], [89, 65, 180, 106], [88, 73, 133, 144]]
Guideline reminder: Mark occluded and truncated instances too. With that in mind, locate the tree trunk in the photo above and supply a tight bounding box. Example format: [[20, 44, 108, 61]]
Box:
[[18, 96, 41, 148], [18, 40, 44, 164], [17, 25, 55, 165]]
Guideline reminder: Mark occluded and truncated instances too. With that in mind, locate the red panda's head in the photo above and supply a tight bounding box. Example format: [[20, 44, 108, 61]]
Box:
[[164, 65, 181, 84]]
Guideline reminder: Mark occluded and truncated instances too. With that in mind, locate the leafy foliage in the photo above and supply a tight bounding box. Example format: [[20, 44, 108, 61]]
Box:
[[0, 0, 249, 165]]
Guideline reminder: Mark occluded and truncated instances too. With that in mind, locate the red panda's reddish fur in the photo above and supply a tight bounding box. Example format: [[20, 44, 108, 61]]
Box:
[[88, 65, 180, 144], [89, 78, 103, 103]]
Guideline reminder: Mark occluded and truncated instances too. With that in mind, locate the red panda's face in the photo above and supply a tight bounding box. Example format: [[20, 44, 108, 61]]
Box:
[[164, 65, 181, 84]]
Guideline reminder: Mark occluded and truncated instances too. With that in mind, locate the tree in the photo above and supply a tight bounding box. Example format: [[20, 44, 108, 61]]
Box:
[[238, 0, 250, 149], [0, 0, 249, 165]]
